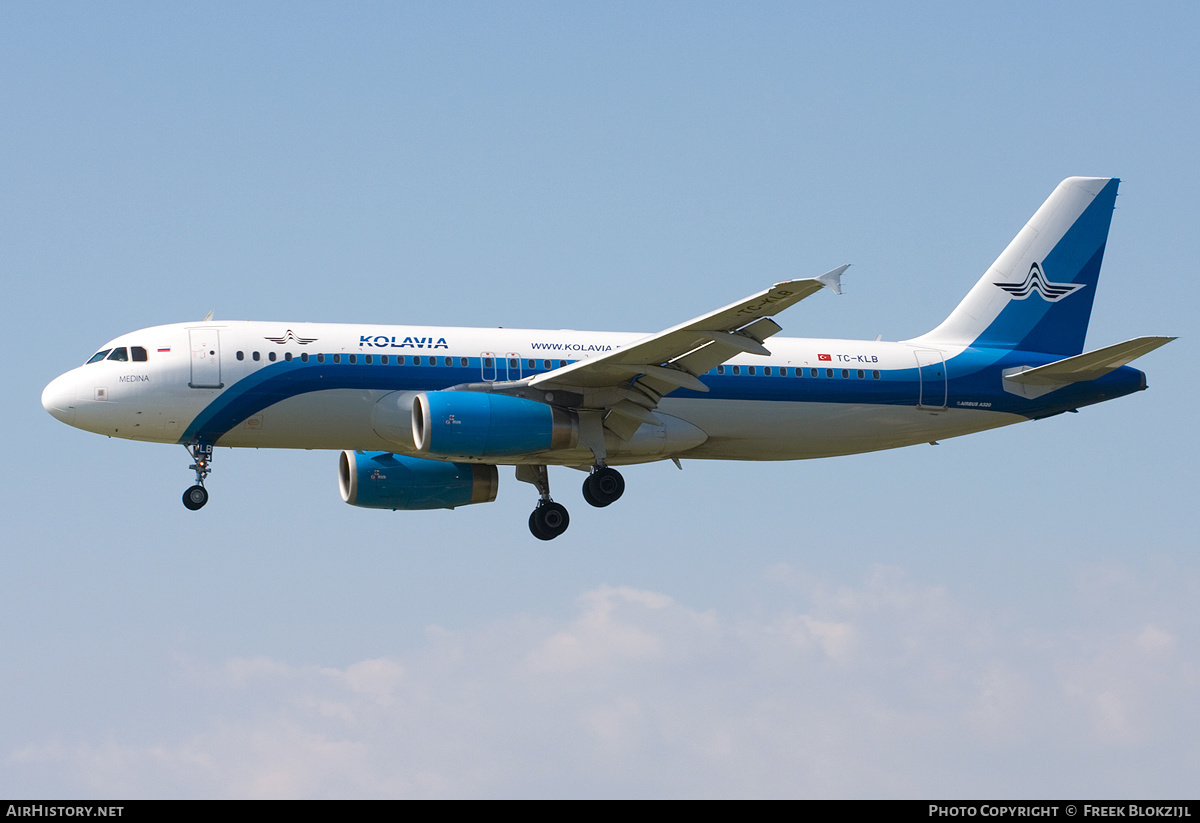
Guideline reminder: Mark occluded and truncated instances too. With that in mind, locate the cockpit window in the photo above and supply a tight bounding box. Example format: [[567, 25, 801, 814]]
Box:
[[107, 347, 129, 362], [86, 349, 112, 364], [131, 346, 148, 362]]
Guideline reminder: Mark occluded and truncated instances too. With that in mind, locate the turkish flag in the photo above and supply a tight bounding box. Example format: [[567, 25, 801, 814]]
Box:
[[817, 353, 832, 361]]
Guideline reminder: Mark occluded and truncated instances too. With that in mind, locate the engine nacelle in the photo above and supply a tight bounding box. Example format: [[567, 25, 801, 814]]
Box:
[[339, 450, 498, 510], [413, 391, 576, 458]]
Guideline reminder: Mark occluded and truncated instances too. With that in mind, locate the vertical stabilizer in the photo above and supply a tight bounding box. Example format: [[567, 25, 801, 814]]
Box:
[[916, 177, 1119, 355]]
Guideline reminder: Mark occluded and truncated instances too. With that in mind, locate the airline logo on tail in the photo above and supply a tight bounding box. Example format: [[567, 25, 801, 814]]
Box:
[[995, 263, 1085, 302]]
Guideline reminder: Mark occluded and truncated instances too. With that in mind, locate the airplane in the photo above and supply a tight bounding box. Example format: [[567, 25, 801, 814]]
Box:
[[42, 177, 1173, 540]]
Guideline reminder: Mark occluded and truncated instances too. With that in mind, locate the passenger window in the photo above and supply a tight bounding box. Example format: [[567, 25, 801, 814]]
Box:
[[509, 358, 519, 369], [484, 357, 493, 368], [810, 368, 818, 377], [268, 351, 276, 362], [397, 356, 405, 365], [826, 369, 834, 378], [253, 352, 261, 361], [717, 366, 725, 375], [732, 366, 741, 375], [349, 354, 357, 364], [87, 349, 111, 364], [748, 366, 756, 375], [300, 353, 309, 362], [381, 355, 389, 365], [857, 369, 864, 379], [544, 360, 552, 369], [236, 351, 244, 361], [332, 354, 340, 363], [365, 354, 373, 364], [285, 352, 293, 361], [445, 357, 453, 367], [317, 353, 325, 363], [764, 366, 772, 376], [872, 370, 880, 379], [414, 356, 421, 366], [528, 359, 536, 369], [841, 369, 849, 378], [461, 357, 469, 367], [131, 346, 148, 362], [107, 347, 128, 362]]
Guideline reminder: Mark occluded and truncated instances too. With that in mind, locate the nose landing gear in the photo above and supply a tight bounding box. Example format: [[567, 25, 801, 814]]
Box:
[[183, 484, 209, 510], [182, 442, 213, 510]]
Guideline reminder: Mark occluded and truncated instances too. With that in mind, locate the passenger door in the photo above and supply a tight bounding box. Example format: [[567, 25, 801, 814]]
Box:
[[189, 328, 223, 388]]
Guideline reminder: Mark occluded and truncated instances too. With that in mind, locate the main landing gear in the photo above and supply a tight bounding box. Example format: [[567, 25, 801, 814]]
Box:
[[516, 465, 569, 540], [582, 465, 625, 508], [182, 442, 213, 511], [530, 500, 570, 541], [516, 463, 626, 540]]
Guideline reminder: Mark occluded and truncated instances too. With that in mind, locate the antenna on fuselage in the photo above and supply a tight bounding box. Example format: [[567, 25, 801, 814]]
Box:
[[202, 310, 214, 322]]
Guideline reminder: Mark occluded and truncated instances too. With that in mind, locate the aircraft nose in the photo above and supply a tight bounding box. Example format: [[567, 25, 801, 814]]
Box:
[[42, 373, 77, 426]]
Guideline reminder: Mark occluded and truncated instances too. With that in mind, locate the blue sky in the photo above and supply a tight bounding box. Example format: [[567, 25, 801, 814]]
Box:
[[3, 1, 1196, 797]]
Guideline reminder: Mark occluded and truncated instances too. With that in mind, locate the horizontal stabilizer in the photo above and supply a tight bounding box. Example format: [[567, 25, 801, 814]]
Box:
[[1005, 336, 1174, 386], [1001, 336, 1174, 399]]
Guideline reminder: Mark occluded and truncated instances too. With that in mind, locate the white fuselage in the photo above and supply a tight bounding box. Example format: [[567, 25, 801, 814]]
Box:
[[42, 320, 1023, 467]]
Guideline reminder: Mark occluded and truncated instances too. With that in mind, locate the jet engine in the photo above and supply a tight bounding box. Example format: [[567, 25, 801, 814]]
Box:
[[412, 391, 577, 458], [339, 450, 498, 510]]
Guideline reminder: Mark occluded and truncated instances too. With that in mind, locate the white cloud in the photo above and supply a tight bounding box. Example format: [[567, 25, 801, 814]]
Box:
[[526, 586, 678, 672], [325, 658, 407, 707], [8, 564, 1199, 798]]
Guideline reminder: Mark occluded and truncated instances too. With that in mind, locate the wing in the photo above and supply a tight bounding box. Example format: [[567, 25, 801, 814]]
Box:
[[525, 266, 848, 438]]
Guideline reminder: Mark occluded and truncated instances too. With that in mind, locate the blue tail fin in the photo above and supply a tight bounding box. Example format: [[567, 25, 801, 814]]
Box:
[[917, 177, 1120, 355]]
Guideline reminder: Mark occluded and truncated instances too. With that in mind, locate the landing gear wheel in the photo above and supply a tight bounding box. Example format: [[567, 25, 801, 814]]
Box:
[[183, 442, 214, 511], [529, 501, 570, 540], [183, 484, 209, 511], [582, 466, 625, 508]]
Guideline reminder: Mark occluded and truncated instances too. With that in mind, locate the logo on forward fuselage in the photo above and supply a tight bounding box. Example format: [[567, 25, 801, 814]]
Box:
[[995, 262, 1085, 302], [264, 330, 319, 345]]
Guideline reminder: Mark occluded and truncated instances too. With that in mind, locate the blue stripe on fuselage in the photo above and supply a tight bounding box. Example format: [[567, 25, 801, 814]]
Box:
[[181, 350, 1145, 445]]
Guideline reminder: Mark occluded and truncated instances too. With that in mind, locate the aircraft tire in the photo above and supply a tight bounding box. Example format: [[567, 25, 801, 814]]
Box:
[[183, 485, 209, 511], [530, 502, 569, 540], [583, 467, 624, 507], [582, 478, 600, 508]]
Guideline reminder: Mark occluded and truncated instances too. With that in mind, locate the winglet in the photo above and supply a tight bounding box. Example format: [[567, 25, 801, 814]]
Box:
[[814, 264, 850, 296]]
